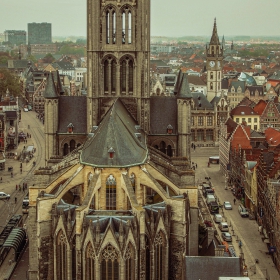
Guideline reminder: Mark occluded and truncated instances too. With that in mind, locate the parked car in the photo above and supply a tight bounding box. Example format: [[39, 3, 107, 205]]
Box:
[[214, 213, 222, 223], [0, 192, 10, 200], [221, 232, 232, 242], [206, 194, 216, 205], [238, 204, 249, 217], [224, 201, 232, 210], [23, 108, 28, 112], [218, 222, 229, 232]]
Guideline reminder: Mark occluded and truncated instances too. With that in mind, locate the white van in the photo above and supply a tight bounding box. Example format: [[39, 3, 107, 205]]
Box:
[[238, 204, 249, 217], [218, 222, 229, 232], [206, 194, 215, 204]]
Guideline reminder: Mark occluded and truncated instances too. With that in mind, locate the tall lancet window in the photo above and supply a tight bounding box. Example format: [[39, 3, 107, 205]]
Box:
[[154, 231, 166, 280], [106, 175, 117, 210], [104, 57, 117, 94], [122, 6, 132, 44], [106, 7, 116, 44], [86, 243, 95, 280], [120, 57, 134, 95], [56, 230, 68, 280], [125, 243, 135, 280], [101, 244, 119, 280]]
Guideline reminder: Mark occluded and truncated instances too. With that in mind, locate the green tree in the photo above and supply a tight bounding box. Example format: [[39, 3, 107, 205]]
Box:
[[43, 53, 55, 63], [0, 69, 21, 98]]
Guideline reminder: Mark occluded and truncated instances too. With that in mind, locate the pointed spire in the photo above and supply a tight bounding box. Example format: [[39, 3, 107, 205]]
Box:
[[177, 73, 193, 99], [56, 70, 65, 95], [210, 18, 220, 45], [222, 35, 225, 50], [44, 72, 58, 99]]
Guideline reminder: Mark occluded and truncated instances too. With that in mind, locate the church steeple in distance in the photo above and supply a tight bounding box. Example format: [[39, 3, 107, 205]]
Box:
[[210, 18, 220, 45]]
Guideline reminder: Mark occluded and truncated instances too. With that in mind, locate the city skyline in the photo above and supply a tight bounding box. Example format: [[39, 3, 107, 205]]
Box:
[[1, 0, 280, 38]]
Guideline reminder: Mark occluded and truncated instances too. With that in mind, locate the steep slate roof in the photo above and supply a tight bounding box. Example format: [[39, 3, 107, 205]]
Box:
[[80, 99, 148, 168], [185, 256, 242, 280], [192, 92, 213, 109], [174, 71, 193, 98], [230, 105, 258, 116], [229, 80, 245, 92], [44, 72, 58, 99], [150, 96, 177, 134], [57, 96, 87, 133], [245, 85, 264, 95]]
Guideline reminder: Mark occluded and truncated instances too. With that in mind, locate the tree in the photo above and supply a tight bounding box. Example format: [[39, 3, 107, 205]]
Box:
[[43, 53, 55, 63], [0, 69, 21, 98]]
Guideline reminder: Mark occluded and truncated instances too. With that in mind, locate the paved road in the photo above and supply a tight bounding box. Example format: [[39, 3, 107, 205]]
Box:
[[191, 146, 280, 280], [0, 109, 44, 279]]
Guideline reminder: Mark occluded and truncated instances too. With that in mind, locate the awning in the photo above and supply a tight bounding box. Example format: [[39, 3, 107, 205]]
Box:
[[2, 228, 26, 251]]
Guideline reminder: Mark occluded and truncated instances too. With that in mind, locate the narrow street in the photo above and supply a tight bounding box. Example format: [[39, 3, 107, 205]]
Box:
[[0, 108, 44, 279], [191, 146, 280, 280]]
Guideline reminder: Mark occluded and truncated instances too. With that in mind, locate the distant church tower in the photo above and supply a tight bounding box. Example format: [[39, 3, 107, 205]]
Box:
[[206, 19, 223, 102], [87, 0, 150, 133]]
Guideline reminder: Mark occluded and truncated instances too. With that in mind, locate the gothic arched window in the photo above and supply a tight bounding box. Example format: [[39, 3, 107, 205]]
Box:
[[125, 243, 135, 280], [101, 244, 119, 280], [159, 141, 166, 154], [167, 145, 172, 157], [70, 139, 76, 152], [106, 7, 116, 44], [210, 82, 213, 90], [154, 231, 166, 280], [63, 143, 69, 156], [122, 7, 132, 44], [104, 57, 117, 95], [106, 175, 117, 210], [210, 72, 213, 79], [56, 230, 68, 280], [120, 57, 134, 95], [85, 243, 95, 280]]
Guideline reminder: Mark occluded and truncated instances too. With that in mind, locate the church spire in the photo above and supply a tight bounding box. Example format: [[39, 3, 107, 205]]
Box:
[[222, 35, 225, 50], [210, 18, 220, 45]]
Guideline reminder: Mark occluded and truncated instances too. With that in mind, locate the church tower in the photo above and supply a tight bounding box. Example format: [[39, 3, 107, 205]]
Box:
[[44, 72, 59, 161], [206, 19, 223, 102], [87, 0, 150, 133]]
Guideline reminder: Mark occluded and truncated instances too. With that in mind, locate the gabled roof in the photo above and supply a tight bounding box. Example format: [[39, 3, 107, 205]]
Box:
[[264, 127, 280, 146], [80, 99, 148, 168], [230, 124, 252, 149], [57, 96, 87, 134], [231, 105, 258, 116], [253, 100, 267, 115], [192, 92, 213, 109], [229, 80, 245, 92], [44, 72, 58, 99], [150, 96, 177, 134], [187, 75, 206, 86]]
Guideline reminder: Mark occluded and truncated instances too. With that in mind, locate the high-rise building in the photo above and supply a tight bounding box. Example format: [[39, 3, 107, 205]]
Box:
[[27, 22, 52, 44], [4, 30, 26, 45]]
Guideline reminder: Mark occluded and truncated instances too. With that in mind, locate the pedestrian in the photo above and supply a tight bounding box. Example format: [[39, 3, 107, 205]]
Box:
[[193, 144, 196, 151], [0, 177, 2, 183], [239, 240, 242, 248], [16, 185, 18, 190], [191, 143, 194, 149], [11, 172, 13, 178], [207, 162, 210, 168], [19, 186, 21, 191], [14, 197, 17, 204], [233, 198, 236, 205], [20, 168, 22, 174], [9, 259, 12, 265], [195, 163, 197, 168]]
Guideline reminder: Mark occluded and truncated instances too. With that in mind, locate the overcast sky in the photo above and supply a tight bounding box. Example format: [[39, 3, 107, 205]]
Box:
[[0, 0, 279, 38]]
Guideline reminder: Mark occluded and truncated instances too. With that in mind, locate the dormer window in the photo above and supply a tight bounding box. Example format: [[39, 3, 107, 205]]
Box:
[[108, 147, 115, 159], [167, 124, 173, 134], [67, 123, 74, 133]]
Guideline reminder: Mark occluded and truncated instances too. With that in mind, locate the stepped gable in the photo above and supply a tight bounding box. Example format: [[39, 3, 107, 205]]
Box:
[[44, 72, 58, 99], [80, 98, 148, 168], [57, 96, 87, 134]]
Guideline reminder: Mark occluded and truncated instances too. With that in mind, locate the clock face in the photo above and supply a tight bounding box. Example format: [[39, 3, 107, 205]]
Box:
[[209, 61, 215, 67]]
